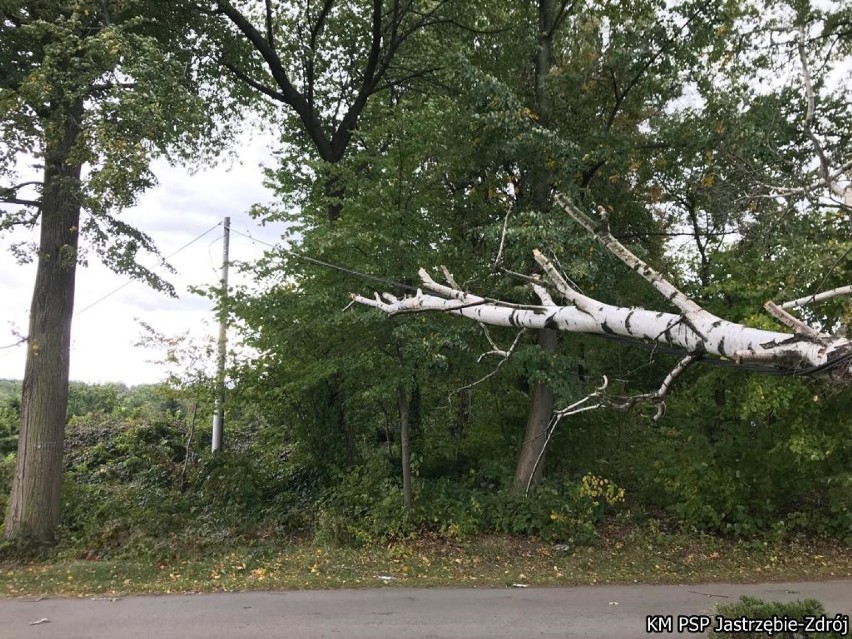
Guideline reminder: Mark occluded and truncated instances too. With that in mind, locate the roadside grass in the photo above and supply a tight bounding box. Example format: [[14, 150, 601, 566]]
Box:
[[2, 523, 850, 598]]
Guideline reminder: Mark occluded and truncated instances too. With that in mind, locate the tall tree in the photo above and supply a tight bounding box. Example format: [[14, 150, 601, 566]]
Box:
[[202, 0, 469, 222], [447, 0, 738, 489], [0, 0, 231, 541], [235, 0, 850, 517], [511, 0, 564, 491], [211, 0, 500, 510], [353, 0, 852, 423]]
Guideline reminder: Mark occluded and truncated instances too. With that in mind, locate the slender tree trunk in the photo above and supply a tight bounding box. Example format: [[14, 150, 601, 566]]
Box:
[[513, 0, 560, 492], [513, 328, 557, 491], [4, 100, 83, 541], [398, 385, 413, 512], [331, 376, 355, 467]]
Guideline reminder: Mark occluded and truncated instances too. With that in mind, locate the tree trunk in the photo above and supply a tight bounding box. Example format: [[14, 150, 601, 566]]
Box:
[[4, 100, 83, 541], [323, 171, 344, 224], [398, 385, 413, 512], [513, 328, 557, 491], [514, 0, 560, 492], [331, 376, 355, 468], [353, 206, 852, 382]]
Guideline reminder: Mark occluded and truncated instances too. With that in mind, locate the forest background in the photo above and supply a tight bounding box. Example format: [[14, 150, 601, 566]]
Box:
[[0, 0, 850, 575]]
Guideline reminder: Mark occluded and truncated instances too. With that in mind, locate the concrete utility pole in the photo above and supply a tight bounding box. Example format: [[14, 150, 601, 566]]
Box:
[[212, 216, 230, 452]]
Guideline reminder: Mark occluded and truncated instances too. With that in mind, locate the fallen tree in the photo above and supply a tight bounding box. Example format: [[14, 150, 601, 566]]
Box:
[[352, 194, 852, 395]]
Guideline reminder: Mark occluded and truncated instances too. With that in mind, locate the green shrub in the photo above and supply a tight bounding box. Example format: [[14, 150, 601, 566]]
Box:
[[0, 397, 19, 457], [488, 474, 625, 544], [59, 408, 316, 553], [709, 596, 846, 638], [415, 477, 486, 538], [59, 480, 191, 559], [315, 457, 626, 547], [65, 413, 184, 487], [0, 453, 14, 529], [315, 455, 409, 545], [609, 375, 852, 541], [188, 451, 289, 531]]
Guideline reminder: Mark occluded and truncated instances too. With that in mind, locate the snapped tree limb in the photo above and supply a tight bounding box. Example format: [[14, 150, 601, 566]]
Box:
[[352, 196, 852, 384]]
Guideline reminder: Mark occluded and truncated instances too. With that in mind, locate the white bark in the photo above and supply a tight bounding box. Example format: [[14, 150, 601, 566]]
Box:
[[352, 197, 852, 384], [780, 286, 852, 311], [354, 281, 846, 374]]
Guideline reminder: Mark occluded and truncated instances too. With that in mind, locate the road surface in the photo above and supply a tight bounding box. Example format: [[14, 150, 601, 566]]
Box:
[[1, 580, 849, 639]]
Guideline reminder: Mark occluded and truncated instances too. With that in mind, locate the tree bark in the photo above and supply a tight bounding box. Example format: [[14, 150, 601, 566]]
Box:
[[4, 100, 83, 541], [398, 385, 413, 512], [352, 228, 852, 383], [332, 376, 355, 467], [513, 327, 557, 491], [513, 0, 561, 492]]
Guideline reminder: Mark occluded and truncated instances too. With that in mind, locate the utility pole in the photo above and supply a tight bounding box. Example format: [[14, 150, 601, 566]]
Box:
[[212, 216, 230, 452]]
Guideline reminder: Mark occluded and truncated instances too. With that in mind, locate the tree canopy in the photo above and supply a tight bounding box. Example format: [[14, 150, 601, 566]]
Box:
[[1, 0, 850, 544], [229, 0, 851, 537], [0, 0, 239, 540]]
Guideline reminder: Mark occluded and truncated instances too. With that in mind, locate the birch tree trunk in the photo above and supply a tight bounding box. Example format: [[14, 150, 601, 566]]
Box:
[[4, 100, 83, 541], [352, 197, 852, 386]]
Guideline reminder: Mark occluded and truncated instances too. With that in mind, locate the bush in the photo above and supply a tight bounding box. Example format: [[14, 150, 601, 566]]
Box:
[[415, 477, 486, 538], [488, 474, 625, 545], [65, 413, 184, 488], [59, 480, 191, 559], [608, 373, 852, 540], [55, 410, 311, 557], [0, 453, 14, 529], [0, 398, 19, 457], [315, 455, 409, 545], [316, 456, 626, 547], [186, 451, 311, 534], [709, 596, 846, 638]]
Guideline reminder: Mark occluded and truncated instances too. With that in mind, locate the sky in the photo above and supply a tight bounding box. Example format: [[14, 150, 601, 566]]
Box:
[[0, 135, 287, 385]]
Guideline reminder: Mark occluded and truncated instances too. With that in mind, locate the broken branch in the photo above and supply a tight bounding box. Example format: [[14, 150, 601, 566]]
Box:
[[779, 285, 852, 310]]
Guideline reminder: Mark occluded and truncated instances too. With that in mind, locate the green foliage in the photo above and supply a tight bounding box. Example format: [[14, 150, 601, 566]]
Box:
[[1, 0, 238, 276], [0, 395, 19, 457], [607, 368, 852, 540], [316, 455, 409, 546], [55, 401, 311, 558], [220, 0, 852, 552], [7, 0, 852, 554], [709, 596, 845, 639], [65, 413, 183, 487], [489, 474, 625, 543], [316, 453, 625, 547], [0, 452, 13, 527]]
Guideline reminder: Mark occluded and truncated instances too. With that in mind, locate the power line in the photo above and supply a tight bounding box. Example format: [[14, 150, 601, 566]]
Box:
[[74, 222, 223, 317], [810, 244, 852, 298], [229, 227, 418, 293], [0, 221, 223, 353]]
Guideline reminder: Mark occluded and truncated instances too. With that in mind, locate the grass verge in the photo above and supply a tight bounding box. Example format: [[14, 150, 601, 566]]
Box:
[[1, 524, 850, 598]]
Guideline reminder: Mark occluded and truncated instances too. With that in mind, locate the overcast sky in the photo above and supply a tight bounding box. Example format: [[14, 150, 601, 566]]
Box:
[[0, 135, 287, 385]]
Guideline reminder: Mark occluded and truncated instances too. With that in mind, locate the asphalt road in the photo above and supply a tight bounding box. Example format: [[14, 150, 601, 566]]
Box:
[[1, 580, 849, 639]]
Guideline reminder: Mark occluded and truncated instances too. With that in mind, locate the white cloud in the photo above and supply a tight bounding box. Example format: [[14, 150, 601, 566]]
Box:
[[0, 134, 287, 385]]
